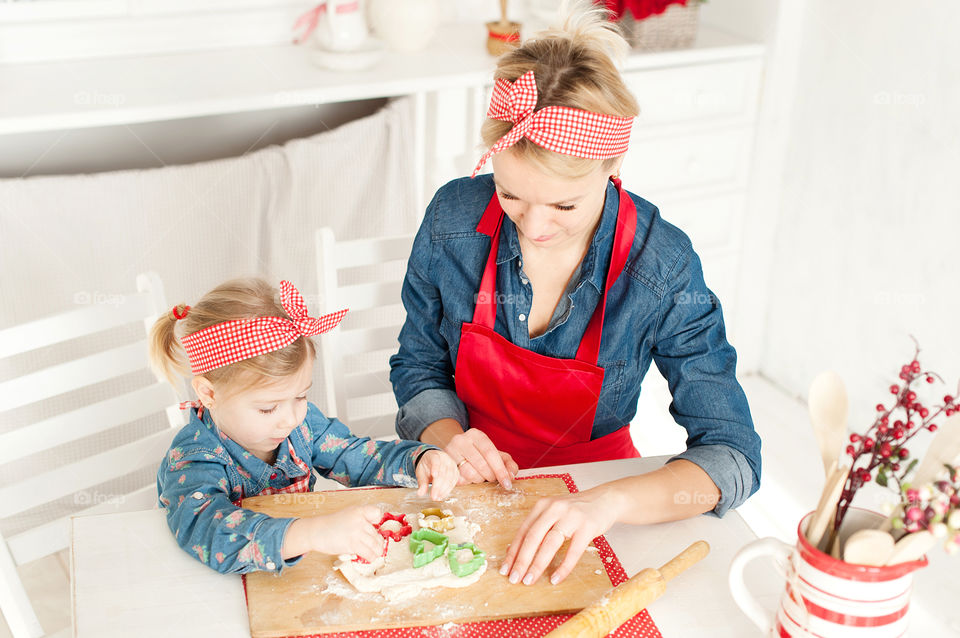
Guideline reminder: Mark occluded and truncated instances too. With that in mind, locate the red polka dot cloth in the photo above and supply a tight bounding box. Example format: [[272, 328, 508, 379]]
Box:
[[263, 474, 663, 638], [471, 71, 635, 177], [180, 280, 347, 375]]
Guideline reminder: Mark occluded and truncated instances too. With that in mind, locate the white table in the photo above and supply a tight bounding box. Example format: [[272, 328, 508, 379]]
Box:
[[63, 456, 864, 636]]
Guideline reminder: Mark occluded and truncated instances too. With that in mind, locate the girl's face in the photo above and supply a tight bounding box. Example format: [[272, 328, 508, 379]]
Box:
[[196, 355, 314, 463], [490, 149, 617, 253]]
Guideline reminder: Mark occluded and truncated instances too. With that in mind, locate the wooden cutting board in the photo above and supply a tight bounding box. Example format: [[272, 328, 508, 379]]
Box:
[[242, 477, 614, 637]]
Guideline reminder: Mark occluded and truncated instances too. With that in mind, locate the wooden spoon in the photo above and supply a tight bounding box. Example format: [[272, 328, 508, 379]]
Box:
[[843, 529, 894, 566], [808, 371, 849, 478], [885, 530, 936, 565], [805, 461, 850, 550], [499, 0, 509, 28]]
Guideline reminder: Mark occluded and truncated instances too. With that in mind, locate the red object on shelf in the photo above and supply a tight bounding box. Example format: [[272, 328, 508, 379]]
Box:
[[602, 0, 691, 21], [243, 474, 663, 638]]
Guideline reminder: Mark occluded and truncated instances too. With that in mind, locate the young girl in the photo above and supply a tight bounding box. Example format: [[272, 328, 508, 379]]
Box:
[[151, 277, 458, 574]]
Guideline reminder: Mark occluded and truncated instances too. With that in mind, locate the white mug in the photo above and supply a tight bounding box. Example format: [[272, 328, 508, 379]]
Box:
[[314, 0, 368, 52]]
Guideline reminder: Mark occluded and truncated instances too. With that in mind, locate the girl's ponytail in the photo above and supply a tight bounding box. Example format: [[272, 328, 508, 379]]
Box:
[[149, 304, 189, 388]]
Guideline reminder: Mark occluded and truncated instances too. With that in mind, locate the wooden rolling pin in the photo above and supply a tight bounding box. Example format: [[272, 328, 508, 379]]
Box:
[[544, 541, 710, 638]]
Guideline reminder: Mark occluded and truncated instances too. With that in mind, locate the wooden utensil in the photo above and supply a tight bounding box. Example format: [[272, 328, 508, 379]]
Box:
[[880, 412, 960, 531], [543, 541, 710, 638], [842, 529, 894, 566], [805, 461, 850, 551], [885, 530, 936, 566], [486, 0, 521, 56], [808, 370, 849, 478]]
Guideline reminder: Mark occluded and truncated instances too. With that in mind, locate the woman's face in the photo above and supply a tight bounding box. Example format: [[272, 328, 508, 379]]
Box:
[[491, 149, 615, 252]]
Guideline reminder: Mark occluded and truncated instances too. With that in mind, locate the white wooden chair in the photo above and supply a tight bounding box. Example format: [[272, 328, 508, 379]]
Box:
[[315, 228, 416, 440], [0, 272, 185, 638]]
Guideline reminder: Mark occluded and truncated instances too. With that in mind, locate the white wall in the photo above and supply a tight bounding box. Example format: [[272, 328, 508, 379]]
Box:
[[760, 1, 960, 431]]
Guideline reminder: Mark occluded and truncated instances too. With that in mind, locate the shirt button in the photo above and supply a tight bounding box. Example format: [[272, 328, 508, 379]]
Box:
[[518, 314, 526, 322], [270, 473, 278, 480], [265, 561, 276, 570], [191, 491, 203, 500], [521, 278, 529, 285]]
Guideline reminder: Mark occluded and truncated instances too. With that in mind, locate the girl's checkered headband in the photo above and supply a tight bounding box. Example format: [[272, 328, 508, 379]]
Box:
[[178, 280, 347, 375], [471, 70, 635, 177]]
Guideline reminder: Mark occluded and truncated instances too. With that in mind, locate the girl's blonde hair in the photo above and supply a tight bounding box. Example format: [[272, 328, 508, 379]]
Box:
[[480, 0, 639, 179], [149, 277, 315, 396]]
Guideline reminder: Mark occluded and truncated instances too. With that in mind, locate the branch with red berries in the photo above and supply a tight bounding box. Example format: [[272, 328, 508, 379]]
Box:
[[832, 337, 960, 535]]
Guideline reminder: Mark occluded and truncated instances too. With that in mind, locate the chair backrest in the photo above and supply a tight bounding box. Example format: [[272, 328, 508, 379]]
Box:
[[0, 272, 184, 638], [315, 228, 415, 439]]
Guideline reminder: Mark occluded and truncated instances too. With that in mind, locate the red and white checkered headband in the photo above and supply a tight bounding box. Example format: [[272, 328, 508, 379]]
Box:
[[471, 70, 634, 177], [179, 280, 347, 375]]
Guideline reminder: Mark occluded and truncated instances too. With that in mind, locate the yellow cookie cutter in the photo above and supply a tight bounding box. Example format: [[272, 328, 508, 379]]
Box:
[[418, 508, 455, 533]]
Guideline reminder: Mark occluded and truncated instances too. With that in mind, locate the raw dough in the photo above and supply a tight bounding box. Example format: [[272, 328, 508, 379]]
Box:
[[334, 513, 487, 602]]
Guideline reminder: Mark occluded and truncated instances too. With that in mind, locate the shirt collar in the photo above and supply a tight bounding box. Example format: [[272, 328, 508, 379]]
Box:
[[197, 407, 309, 479], [496, 179, 619, 294]]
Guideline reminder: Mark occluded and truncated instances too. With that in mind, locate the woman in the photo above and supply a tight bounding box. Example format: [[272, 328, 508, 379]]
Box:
[[389, 4, 761, 587]]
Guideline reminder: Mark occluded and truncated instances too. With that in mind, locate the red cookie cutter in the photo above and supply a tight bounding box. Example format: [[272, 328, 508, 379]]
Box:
[[351, 537, 389, 564], [376, 512, 413, 542]]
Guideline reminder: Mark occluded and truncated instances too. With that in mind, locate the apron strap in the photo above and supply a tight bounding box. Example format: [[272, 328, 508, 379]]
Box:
[[473, 195, 506, 328], [575, 178, 637, 364]]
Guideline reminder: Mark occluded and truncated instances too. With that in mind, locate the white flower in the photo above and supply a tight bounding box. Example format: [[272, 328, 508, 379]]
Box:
[[948, 510, 960, 529], [931, 522, 948, 538], [919, 485, 934, 501]]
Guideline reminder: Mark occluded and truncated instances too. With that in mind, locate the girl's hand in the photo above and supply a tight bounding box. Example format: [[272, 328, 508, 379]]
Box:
[[308, 505, 384, 563], [445, 429, 518, 489], [415, 449, 459, 501], [500, 490, 623, 586]]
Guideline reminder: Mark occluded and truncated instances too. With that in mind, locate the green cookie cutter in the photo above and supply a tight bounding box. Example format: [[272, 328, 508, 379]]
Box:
[[408, 528, 449, 568], [447, 542, 486, 577]]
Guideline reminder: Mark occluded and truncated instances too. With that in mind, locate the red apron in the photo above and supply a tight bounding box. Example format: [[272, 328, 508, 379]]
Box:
[[454, 178, 641, 469]]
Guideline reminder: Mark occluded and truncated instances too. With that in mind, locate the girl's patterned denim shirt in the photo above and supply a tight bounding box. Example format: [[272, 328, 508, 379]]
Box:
[[156, 402, 435, 575]]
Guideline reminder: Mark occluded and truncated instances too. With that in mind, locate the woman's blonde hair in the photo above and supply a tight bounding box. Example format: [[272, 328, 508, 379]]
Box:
[[149, 277, 315, 397], [480, 0, 639, 179]]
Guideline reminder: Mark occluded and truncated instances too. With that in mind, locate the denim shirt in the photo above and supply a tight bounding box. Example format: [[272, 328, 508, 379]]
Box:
[[389, 175, 761, 517], [156, 402, 435, 574]]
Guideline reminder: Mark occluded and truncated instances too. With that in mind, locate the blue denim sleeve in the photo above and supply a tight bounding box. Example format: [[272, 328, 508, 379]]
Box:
[[652, 242, 762, 518], [157, 457, 301, 575], [389, 191, 468, 440], [305, 403, 437, 486]]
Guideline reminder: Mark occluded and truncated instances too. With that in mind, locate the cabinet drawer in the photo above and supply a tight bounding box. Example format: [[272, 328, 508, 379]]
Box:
[[621, 126, 753, 197], [622, 58, 762, 130], [657, 191, 744, 253]]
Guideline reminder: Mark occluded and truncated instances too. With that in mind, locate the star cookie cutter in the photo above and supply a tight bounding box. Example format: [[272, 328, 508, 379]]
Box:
[[408, 528, 449, 568], [418, 507, 455, 533], [351, 537, 388, 564], [376, 512, 412, 542], [447, 542, 485, 577]]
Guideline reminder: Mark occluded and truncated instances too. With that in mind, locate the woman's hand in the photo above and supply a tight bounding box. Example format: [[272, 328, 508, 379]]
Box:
[[500, 489, 623, 586], [420, 419, 518, 489], [447, 429, 519, 489], [414, 449, 459, 500], [304, 505, 384, 563]]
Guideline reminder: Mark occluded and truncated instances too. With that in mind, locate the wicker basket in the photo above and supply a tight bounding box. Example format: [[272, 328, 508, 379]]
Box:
[[619, 2, 701, 51]]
